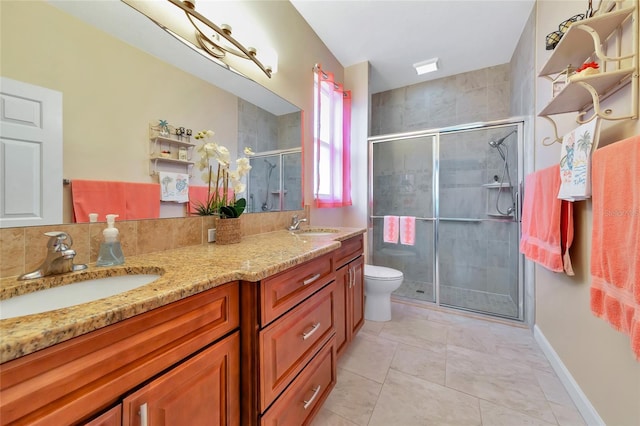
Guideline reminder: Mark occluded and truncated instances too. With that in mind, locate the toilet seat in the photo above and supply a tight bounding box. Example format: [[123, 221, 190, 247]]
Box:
[[364, 264, 403, 281]]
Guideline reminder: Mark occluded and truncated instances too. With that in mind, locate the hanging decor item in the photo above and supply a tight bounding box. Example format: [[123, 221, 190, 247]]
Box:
[[545, 12, 586, 50]]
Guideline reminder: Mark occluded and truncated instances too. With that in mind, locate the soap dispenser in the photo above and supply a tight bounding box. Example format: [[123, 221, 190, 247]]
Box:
[[96, 214, 125, 266]]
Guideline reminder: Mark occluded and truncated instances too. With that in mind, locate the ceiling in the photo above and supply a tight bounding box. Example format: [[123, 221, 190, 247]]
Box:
[[290, 0, 536, 94]]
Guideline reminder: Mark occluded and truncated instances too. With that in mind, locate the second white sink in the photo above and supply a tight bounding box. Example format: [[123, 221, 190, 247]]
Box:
[[0, 274, 161, 320]]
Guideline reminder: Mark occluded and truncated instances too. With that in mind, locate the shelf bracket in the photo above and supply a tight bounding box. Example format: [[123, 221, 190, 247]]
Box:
[[574, 23, 636, 64], [574, 80, 637, 123], [540, 116, 563, 146]]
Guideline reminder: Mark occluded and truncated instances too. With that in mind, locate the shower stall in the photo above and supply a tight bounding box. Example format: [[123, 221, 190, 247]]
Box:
[[369, 120, 524, 319], [246, 148, 302, 213]]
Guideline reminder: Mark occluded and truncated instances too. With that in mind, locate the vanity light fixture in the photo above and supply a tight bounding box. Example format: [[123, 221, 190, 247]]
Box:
[[413, 57, 439, 75], [123, 0, 275, 78]]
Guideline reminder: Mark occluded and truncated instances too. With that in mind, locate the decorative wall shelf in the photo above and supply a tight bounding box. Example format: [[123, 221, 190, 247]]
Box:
[[538, 4, 638, 144], [148, 124, 196, 176]]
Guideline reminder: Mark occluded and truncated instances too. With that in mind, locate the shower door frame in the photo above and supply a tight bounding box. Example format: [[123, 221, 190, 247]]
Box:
[[368, 117, 526, 321], [246, 147, 302, 213]]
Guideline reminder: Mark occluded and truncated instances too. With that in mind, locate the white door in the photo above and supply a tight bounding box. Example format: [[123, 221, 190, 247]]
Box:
[[0, 77, 63, 228]]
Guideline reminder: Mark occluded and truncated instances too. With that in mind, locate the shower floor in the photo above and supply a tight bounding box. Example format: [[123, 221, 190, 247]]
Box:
[[393, 279, 518, 318]]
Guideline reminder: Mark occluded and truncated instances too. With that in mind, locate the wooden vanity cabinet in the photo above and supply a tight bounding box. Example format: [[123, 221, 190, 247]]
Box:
[[333, 234, 365, 357], [241, 251, 338, 426], [0, 282, 240, 426]]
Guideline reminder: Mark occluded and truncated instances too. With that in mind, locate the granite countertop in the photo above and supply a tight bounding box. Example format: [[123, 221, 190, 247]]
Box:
[[0, 227, 365, 363]]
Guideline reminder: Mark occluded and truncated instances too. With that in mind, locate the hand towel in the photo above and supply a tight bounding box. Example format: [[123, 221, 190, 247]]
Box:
[[400, 216, 416, 246], [383, 215, 399, 244], [71, 180, 126, 223], [124, 182, 160, 220], [188, 185, 211, 215], [590, 135, 640, 360], [158, 172, 189, 203], [519, 165, 574, 274], [558, 120, 600, 201]]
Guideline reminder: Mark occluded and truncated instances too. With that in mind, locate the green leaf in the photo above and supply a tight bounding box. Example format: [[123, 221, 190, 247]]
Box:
[[220, 205, 238, 218], [234, 198, 246, 216]]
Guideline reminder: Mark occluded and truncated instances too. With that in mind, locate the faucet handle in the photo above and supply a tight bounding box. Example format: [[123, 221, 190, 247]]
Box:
[[44, 231, 72, 252]]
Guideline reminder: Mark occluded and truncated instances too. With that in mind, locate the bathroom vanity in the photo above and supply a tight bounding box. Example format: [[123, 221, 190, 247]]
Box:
[[0, 228, 365, 425]]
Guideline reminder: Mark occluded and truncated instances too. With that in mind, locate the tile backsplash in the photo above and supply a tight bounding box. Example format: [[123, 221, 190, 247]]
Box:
[[0, 208, 309, 279]]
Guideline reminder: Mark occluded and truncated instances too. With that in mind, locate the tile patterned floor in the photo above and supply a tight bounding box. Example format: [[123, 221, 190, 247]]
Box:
[[311, 301, 586, 426]]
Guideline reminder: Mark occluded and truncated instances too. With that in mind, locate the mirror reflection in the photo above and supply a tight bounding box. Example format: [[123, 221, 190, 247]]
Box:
[[0, 0, 302, 227]]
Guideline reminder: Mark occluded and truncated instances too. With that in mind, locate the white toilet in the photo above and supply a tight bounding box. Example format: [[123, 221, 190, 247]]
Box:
[[364, 265, 404, 322]]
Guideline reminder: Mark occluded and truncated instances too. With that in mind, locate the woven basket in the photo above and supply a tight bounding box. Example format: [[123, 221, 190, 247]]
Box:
[[216, 217, 241, 245]]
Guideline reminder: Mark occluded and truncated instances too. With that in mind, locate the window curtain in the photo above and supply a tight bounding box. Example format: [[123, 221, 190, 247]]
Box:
[[313, 64, 352, 208]]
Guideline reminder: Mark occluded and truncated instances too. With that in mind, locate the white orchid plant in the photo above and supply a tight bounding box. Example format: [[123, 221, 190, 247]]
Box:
[[193, 130, 253, 218]]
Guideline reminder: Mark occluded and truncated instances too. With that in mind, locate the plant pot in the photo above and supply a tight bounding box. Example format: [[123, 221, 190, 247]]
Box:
[[216, 217, 241, 244]]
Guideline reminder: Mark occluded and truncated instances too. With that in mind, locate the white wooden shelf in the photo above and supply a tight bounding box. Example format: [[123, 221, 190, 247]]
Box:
[[152, 136, 196, 148], [539, 68, 635, 116], [537, 4, 638, 144], [150, 156, 195, 165], [539, 6, 636, 76]]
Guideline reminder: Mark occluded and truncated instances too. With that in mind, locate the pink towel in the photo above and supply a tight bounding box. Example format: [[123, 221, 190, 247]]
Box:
[[188, 186, 211, 215], [71, 180, 126, 223], [124, 182, 160, 220], [400, 216, 416, 245], [590, 135, 640, 360], [383, 215, 399, 243], [519, 165, 574, 274]]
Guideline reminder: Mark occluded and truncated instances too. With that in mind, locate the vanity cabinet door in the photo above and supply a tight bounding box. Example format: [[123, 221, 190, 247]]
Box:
[[82, 405, 121, 426], [335, 245, 365, 358], [122, 331, 240, 426]]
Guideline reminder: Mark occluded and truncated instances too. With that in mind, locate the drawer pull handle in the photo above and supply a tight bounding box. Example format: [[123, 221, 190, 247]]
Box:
[[139, 403, 148, 426], [303, 385, 322, 409], [303, 273, 321, 286], [301, 322, 321, 340]]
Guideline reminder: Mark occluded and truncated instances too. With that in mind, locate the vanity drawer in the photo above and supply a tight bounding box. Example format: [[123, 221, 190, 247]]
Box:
[[260, 252, 335, 326], [259, 281, 336, 411], [260, 337, 336, 426], [333, 234, 364, 269]]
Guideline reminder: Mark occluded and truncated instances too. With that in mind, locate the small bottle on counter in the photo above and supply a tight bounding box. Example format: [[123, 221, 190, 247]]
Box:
[[96, 214, 125, 266]]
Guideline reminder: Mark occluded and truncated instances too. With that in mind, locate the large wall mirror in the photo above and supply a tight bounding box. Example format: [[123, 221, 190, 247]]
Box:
[[0, 0, 302, 226]]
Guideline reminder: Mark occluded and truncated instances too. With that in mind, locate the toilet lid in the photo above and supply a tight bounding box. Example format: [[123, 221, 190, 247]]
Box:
[[364, 264, 403, 280]]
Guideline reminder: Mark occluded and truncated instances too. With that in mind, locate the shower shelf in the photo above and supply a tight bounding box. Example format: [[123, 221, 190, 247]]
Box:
[[482, 182, 512, 188]]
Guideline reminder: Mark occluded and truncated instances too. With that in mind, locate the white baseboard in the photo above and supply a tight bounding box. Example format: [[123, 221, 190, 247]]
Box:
[[533, 325, 604, 426]]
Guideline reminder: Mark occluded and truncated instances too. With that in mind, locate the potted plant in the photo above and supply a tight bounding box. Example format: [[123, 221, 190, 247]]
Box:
[[193, 130, 253, 243]]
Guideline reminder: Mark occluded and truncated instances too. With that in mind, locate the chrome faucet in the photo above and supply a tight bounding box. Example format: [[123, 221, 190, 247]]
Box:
[[288, 214, 308, 231], [18, 232, 87, 280]]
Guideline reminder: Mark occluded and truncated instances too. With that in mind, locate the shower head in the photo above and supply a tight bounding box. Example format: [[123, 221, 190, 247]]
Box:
[[264, 159, 276, 169], [488, 129, 517, 148]]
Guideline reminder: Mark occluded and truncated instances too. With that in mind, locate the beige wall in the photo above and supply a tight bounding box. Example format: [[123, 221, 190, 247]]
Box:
[[534, 1, 640, 425], [0, 1, 343, 222]]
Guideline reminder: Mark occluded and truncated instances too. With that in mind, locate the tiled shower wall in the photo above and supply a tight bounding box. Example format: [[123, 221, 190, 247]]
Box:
[[370, 63, 511, 136]]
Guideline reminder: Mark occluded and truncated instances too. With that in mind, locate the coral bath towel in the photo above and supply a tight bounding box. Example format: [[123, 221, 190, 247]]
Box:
[[519, 165, 574, 274], [590, 135, 640, 360], [72, 180, 127, 223], [124, 182, 160, 220], [383, 216, 399, 243], [400, 216, 416, 246]]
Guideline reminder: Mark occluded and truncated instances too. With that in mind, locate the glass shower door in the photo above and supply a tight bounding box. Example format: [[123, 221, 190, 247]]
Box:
[[437, 125, 520, 318], [370, 135, 436, 302]]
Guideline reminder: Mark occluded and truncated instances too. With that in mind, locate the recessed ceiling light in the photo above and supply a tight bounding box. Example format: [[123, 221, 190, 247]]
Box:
[[413, 58, 439, 75]]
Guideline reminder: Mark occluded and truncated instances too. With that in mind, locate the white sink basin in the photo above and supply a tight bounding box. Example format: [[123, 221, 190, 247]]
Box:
[[0, 274, 161, 320]]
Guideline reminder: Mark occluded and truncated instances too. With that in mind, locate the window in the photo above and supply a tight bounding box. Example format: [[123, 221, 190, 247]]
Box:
[[313, 64, 352, 208]]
